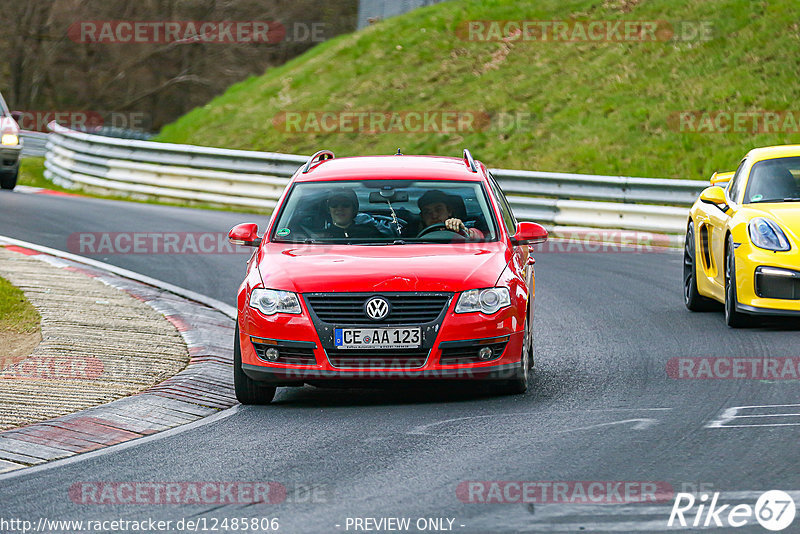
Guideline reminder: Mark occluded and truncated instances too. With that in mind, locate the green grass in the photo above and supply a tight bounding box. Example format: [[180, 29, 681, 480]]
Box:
[[155, 0, 800, 180], [18, 158, 73, 193], [0, 275, 40, 334]]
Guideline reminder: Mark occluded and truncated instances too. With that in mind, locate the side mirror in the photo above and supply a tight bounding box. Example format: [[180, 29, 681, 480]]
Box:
[[710, 171, 733, 186], [511, 222, 548, 245], [228, 223, 262, 247], [699, 186, 727, 205]]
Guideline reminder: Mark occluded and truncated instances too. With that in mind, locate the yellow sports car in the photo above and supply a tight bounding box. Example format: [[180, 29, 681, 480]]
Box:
[[685, 145, 800, 327]]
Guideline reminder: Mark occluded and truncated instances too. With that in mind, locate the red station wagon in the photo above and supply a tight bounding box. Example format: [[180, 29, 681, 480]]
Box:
[[228, 149, 548, 404]]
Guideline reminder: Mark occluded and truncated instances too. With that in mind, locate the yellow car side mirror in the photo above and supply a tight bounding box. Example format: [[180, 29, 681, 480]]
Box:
[[699, 185, 727, 205]]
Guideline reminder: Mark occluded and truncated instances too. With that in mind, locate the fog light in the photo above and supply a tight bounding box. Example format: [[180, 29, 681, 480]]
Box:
[[265, 348, 280, 361], [478, 347, 493, 360]]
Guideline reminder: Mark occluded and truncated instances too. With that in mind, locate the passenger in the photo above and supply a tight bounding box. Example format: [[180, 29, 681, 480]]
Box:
[[418, 190, 484, 240], [323, 189, 382, 239]]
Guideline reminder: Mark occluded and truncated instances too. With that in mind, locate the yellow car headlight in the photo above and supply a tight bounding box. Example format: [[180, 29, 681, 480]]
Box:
[[748, 217, 791, 251], [1, 133, 19, 146]]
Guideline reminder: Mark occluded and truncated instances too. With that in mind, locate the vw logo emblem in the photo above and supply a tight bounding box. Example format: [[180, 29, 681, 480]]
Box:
[[364, 297, 390, 321]]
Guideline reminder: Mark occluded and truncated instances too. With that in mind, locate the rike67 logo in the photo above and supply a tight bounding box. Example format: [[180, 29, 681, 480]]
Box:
[[668, 490, 796, 531]]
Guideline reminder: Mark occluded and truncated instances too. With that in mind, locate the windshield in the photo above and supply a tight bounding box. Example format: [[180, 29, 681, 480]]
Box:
[[270, 180, 498, 244], [744, 156, 800, 203], [0, 93, 9, 116]]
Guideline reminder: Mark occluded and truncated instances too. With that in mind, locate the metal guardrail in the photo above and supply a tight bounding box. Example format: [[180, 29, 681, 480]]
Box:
[[44, 122, 704, 234], [20, 131, 49, 158]]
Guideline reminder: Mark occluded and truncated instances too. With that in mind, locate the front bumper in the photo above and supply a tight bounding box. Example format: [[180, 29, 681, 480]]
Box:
[[238, 295, 526, 384], [735, 243, 800, 315], [241, 362, 521, 382], [0, 144, 21, 172]]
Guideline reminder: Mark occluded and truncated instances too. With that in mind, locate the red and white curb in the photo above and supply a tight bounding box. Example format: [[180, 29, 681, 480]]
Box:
[[13, 185, 83, 197], [0, 236, 237, 474]]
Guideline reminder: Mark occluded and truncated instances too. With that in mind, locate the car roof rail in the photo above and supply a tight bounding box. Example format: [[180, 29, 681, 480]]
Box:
[[302, 150, 335, 173], [463, 149, 478, 173]]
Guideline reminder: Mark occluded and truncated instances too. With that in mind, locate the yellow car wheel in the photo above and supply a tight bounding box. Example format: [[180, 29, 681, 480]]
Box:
[[684, 222, 718, 311], [724, 237, 755, 328]]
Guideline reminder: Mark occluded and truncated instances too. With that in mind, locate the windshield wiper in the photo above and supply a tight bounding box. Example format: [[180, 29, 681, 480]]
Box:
[[753, 197, 800, 203], [352, 239, 407, 246]]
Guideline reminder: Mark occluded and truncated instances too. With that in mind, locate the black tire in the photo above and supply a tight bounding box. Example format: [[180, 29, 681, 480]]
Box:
[[499, 317, 531, 395], [233, 324, 276, 404], [0, 168, 18, 190], [724, 237, 752, 328], [684, 222, 717, 311]]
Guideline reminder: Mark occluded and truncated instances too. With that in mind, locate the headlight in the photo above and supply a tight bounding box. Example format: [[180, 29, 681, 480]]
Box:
[[455, 287, 511, 314], [748, 218, 791, 251], [249, 289, 301, 315], [1, 134, 18, 146]]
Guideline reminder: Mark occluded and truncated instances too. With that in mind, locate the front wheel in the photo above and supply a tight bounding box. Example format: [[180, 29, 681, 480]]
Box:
[[233, 324, 276, 404], [684, 222, 717, 311], [724, 237, 753, 328], [0, 168, 18, 190], [499, 317, 531, 395]]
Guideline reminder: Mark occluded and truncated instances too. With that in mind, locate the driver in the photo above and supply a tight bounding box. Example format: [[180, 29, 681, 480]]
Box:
[[418, 190, 484, 240], [323, 189, 382, 238]]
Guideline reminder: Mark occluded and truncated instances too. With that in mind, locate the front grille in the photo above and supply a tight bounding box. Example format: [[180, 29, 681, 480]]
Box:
[[305, 293, 450, 325], [756, 268, 800, 300], [252, 341, 316, 365], [439, 340, 508, 365], [326, 349, 429, 369]]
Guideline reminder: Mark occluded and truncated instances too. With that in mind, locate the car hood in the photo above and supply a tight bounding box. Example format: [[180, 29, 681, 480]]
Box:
[[742, 204, 800, 243], [257, 242, 510, 293]]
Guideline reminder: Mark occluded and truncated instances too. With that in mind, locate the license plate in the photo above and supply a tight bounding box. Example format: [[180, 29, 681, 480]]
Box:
[[334, 327, 421, 349]]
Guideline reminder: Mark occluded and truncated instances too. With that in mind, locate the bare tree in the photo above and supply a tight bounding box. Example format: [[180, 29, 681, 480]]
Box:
[[0, 0, 357, 130]]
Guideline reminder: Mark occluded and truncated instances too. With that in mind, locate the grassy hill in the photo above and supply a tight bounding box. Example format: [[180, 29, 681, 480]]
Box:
[[156, 0, 800, 179]]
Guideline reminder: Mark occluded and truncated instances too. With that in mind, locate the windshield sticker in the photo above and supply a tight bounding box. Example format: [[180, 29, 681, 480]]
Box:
[[752, 194, 763, 202], [276, 228, 291, 237]]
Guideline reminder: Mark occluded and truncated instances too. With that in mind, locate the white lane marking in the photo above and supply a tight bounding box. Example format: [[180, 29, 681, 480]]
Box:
[[409, 409, 667, 436], [0, 405, 242, 482], [706, 404, 800, 428]]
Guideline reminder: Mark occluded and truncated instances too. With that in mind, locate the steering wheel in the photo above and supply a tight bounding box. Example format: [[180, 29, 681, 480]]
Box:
[[416, 222, 469, 239]]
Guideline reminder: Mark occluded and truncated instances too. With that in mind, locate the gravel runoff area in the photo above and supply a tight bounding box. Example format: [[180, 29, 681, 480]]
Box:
[[0, 246, 189, 430], [0, 240, 237, 475]]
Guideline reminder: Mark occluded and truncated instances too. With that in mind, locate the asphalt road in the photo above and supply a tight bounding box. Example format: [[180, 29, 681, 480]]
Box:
[[1, 189, 798, 533]]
